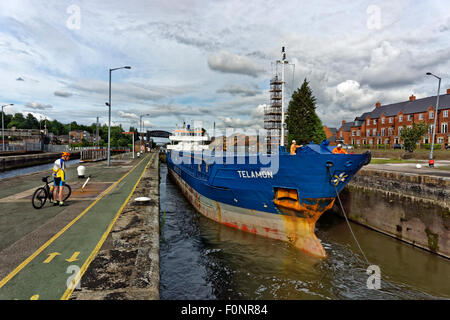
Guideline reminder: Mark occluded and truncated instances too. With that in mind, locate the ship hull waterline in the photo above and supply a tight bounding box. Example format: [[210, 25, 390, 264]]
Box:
[[168, 167, 335, 258]]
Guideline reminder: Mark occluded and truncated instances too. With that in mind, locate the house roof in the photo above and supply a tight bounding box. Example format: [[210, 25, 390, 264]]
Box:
[[340, 121, 355, 132], [355, 93, 450, 120], [328, 127, 337, 135]]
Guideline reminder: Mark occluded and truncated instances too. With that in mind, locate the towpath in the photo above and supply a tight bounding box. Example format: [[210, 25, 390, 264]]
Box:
[[0, 153, 154, 300]]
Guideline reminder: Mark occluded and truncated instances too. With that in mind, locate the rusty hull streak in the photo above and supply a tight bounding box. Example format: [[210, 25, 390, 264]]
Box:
[[169, 168, 332, 258]]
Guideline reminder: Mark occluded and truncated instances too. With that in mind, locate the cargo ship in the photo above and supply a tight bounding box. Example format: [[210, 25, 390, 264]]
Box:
[[166, 49, 371, 258], [166, 126, 370, 258]]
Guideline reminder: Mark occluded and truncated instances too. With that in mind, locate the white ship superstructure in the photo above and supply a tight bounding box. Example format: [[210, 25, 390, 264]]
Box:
[[167, 124, 210, 152]]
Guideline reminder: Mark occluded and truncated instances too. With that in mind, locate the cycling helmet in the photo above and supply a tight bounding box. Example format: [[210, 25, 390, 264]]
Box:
[[62, 152, 71, 157]]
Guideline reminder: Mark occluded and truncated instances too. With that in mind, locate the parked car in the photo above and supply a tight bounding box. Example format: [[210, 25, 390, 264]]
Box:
[[392, 143, 403, 149], [342, 144, 353, 150]]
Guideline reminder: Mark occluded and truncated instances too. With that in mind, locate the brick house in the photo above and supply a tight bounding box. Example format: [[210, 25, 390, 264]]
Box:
[[336, 120, 354, 144], [323, 126, 337, 145], [69, 130, 92, 143], [337, 90, 450, 148]]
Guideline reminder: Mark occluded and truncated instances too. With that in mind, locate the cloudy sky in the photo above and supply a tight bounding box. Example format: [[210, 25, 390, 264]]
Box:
[[0, 0, 449, 133]]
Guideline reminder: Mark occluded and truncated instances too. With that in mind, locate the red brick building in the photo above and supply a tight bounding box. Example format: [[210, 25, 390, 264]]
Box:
[[337, 90, 450, 148], [323, 126, 337, 145]]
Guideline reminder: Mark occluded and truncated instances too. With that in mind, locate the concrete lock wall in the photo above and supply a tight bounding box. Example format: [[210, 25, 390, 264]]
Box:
[[333, 169, 450, 258], [0, 151, 81, 172]]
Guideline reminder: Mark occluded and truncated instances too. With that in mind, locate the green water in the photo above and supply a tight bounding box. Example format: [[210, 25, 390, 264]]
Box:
[[159, 164, 450, 300]]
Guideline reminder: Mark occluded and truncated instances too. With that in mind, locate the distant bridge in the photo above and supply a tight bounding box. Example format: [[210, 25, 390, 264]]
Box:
[[145, 130, 172, 138]]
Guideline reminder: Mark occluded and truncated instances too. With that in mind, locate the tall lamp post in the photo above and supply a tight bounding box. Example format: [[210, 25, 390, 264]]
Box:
[[107, 66, 131, 166], [1, 103, 14, 151], [426, 72, 441, 168], [139, 113, 150, 153]]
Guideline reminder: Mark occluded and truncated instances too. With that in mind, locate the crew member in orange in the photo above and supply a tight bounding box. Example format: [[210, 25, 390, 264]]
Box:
[[290, 140, 303, 155], [332, 143, 347, 154]]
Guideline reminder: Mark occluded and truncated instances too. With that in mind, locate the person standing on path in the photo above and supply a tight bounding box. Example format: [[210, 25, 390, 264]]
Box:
[[52, 152, 70, 206]]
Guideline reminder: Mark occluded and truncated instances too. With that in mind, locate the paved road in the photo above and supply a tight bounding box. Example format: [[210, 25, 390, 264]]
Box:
[[366, 161, 450, 178], [0, 153, 154, 300]]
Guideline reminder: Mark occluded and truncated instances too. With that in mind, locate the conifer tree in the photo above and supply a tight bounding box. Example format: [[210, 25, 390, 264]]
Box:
[[286, 79, 326, 145]]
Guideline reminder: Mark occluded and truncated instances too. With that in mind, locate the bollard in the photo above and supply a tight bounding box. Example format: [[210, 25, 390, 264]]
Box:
[[77, 165, 86, 178]]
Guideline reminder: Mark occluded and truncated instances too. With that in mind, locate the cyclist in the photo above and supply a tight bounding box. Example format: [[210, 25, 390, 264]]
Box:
[[52, 152, 70, 206]]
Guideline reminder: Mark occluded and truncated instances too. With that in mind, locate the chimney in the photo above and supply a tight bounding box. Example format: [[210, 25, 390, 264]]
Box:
[[375, 101, 381, 108], [447, 88, 450, 95], [341, 120, 346, 126], [409, 95, 416, 101]]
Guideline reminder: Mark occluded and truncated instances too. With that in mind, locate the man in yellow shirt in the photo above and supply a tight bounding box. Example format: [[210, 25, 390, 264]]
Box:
[[332, 144, 347, 154], [52, 152, 70, 206], [290, 140, 303, 155]]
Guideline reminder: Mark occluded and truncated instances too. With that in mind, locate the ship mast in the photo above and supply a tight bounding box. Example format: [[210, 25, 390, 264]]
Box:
[[280, 47, 287, 148]]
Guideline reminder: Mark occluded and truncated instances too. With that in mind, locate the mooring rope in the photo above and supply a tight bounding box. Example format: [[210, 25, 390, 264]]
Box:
[[328, 167, 370, 265]]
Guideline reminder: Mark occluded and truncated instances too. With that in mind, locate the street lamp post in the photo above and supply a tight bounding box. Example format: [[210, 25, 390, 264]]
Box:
[[139, 113, 150, 153], [107, 66, 131, 166], [426, 72, 441, 168], [1, 103, 14, 151]]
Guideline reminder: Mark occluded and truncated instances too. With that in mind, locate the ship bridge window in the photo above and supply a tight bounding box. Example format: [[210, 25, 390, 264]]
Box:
[[274, 188, 299, 201]]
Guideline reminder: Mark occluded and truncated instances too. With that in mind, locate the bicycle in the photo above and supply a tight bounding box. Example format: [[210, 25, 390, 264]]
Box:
[[31, 176, 72, 209]]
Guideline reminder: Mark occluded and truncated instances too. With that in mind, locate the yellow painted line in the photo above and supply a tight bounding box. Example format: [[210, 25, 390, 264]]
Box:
[[0, 155, 149, 289], [65, 252, 80, 263], [61, 153, 156, 300], [43, 252, 60, 264]]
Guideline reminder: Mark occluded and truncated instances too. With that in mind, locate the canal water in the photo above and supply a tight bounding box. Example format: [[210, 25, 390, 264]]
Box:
[[159, 163, 450, 300], [0, 159, 80, 180]]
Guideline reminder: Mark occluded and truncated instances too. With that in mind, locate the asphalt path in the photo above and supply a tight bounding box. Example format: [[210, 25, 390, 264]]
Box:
[[0, 153, 154, 300]]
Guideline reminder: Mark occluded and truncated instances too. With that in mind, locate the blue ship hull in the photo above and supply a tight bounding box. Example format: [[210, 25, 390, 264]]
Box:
[[167, 142, 370, 257]]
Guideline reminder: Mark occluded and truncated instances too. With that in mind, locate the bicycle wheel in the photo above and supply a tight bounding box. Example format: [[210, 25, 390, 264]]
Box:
[[62, 184, 72, 202], [32, 187, 48, 209]]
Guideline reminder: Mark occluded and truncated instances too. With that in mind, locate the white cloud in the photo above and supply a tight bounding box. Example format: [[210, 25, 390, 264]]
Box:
[[207, 51, 265, 77], [0, 0, 449, 130], [54, 91, 72, 97], [25, 102, 53, 110], [118, 111, 139, 119]]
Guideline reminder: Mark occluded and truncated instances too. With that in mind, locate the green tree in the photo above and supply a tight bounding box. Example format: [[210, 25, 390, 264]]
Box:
[[7, 113, 26, 129], [400, 123, 428, 152], [24, 113, 39, 129], [285, 78, 326, 145]]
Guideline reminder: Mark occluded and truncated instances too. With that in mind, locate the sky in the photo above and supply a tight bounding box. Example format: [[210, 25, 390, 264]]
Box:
[[0, 0, 449, 134]]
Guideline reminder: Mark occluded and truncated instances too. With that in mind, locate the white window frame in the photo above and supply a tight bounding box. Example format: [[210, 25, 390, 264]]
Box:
[[442, 123, 448, 134], [389, 117, 393, 123], [399, 115, 403, 122], [419, 113, 423, 120], [444, 110, 448, 118], [367, 119, 370, 125], [373, 119, 377, 125], [373, 128, 376, 136], [398, 126, 403, 135], [357, 130, 360, 136], [381, 118, 385, 124], [429, 111, 434, 119]]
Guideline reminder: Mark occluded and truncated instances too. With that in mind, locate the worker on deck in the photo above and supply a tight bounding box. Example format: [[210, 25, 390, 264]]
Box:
[[332, 144, 347, 154], [290, 140, 303, 155]]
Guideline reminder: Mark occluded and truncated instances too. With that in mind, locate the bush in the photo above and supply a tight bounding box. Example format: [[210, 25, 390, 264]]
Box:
[[420, 144, 441, 150]]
